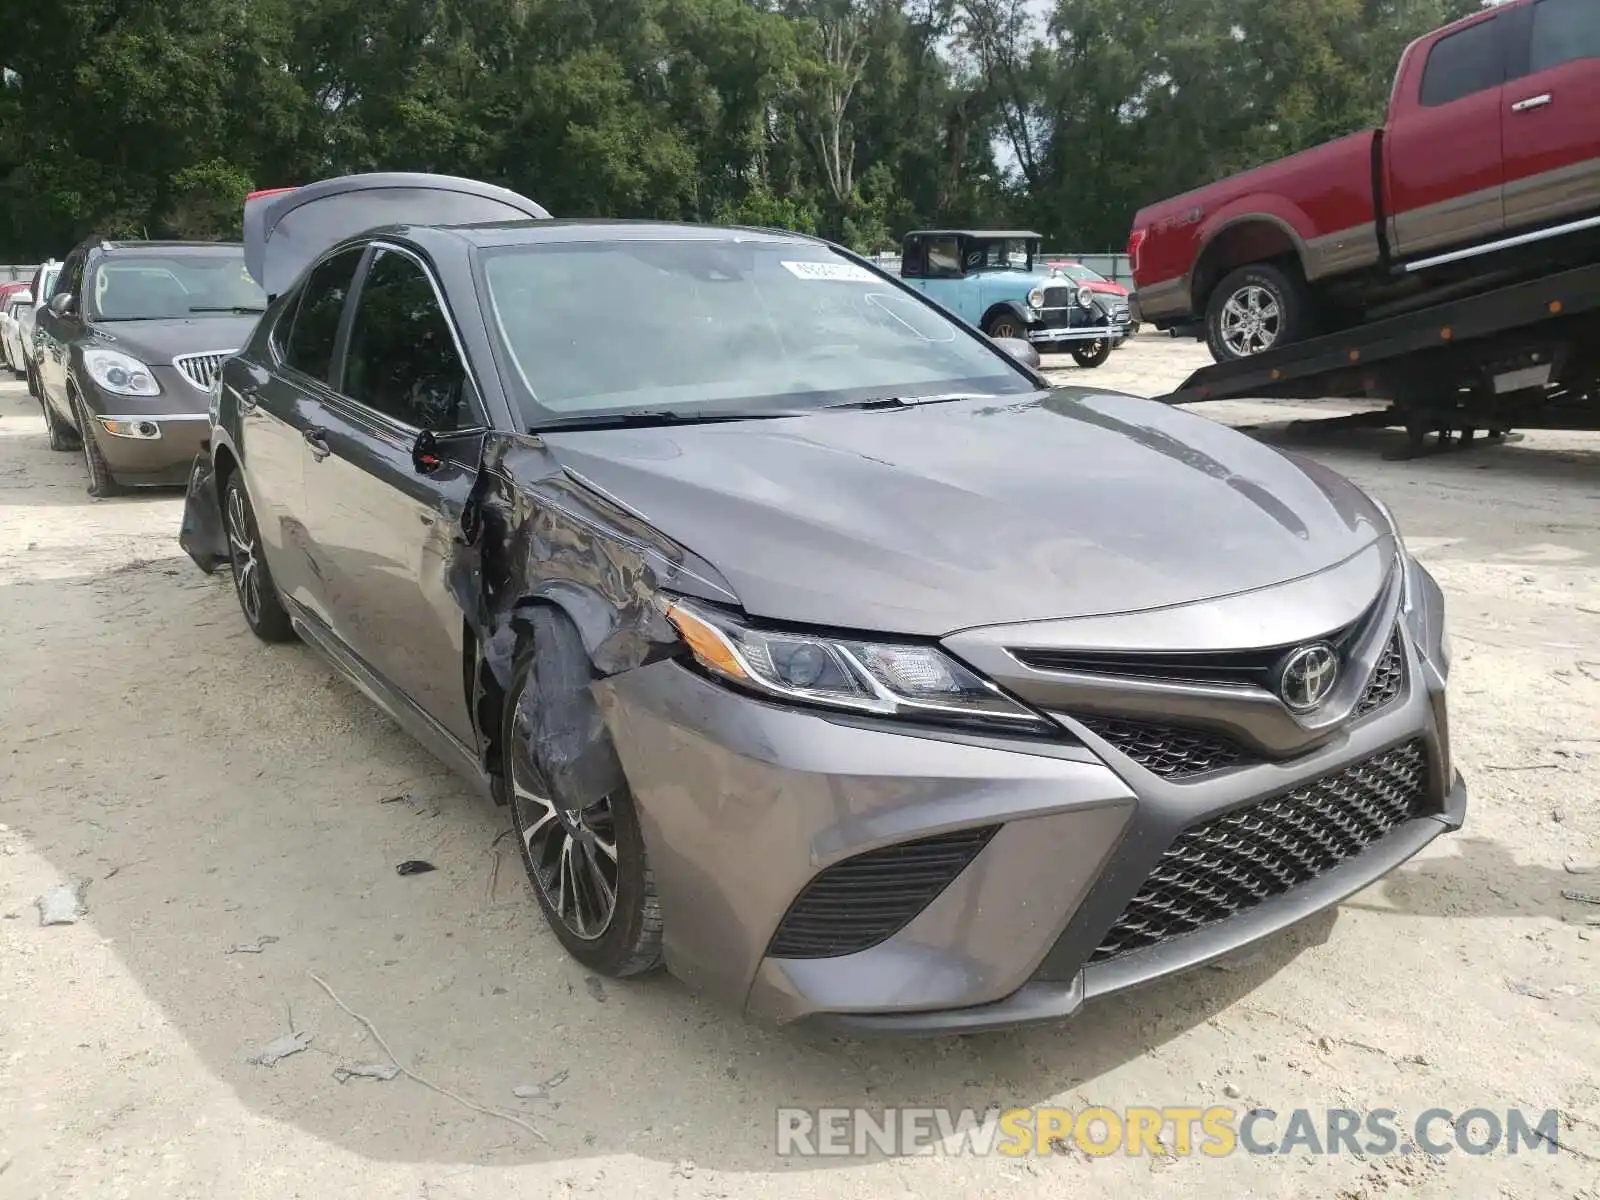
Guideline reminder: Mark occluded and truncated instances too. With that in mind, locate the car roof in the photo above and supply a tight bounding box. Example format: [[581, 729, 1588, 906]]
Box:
[[905, 229, 1044, 240], [432, 219, 826, 249]]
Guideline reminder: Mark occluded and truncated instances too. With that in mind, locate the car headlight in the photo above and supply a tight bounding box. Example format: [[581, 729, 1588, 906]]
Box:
[[1027, 286, 1047, 308], [84, 348, 159, 396], [208, 375, 223, 425], [1075, 285, 1095, 308], [661, 598, 1050, 732]]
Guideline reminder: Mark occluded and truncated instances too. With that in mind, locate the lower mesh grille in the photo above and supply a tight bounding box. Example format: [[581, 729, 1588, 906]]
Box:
[[1090, 740, 1430, 963], [1077, 716, 1250, 780], [1356, 632, 1405, 716], [767, 826, 1000, 959]]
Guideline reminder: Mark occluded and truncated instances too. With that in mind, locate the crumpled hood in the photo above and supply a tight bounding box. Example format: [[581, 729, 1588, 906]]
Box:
[[541, 388, 1388, 637]]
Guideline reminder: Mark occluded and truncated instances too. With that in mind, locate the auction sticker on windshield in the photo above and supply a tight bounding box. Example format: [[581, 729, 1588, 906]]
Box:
[[782, 260, 878, 283]]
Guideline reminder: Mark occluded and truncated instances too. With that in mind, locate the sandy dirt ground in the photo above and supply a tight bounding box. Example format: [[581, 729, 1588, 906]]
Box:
[[2, 337, 1598, 1199]]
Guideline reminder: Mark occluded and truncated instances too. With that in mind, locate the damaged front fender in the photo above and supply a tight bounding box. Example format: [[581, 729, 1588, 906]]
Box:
[[179, 452, 229, 575], [447, 432, 740, 767]]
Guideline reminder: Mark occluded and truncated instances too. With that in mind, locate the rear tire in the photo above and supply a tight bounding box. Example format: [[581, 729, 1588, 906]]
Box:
[[223, 470, 295, 642], [504, 608, 663, 979], [1205, 263, 1314, 363], [25, 361, 39, 397]]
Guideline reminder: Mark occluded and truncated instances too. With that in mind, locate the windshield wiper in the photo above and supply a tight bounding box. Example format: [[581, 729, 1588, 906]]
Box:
[[189, 305, 266, 314], [821, 392, 996, 412], [530, 409, 803, 434]]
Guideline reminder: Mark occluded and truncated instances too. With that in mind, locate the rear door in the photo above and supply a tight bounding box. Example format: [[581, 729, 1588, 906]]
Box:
[[243, 245, 367, 620], [1387, 11, 1510, 257], [298, 242, 484, 744], [1501, 0, 1600, 228]]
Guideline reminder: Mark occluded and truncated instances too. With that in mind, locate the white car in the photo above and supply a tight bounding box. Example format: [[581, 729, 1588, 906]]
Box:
[[15, 261, 61, 394], [1, 291, 33, 376]]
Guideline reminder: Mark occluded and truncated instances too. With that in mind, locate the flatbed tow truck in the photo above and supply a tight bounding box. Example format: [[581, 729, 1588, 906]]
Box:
[[1154, 257, 1600, 460]]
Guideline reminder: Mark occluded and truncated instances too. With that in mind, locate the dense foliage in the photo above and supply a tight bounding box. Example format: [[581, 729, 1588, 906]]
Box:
[[0, 0, 1483, 260]]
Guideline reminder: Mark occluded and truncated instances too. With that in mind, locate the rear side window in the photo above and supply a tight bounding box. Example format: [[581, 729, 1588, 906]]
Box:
[[340, 248, 471, 431], [281, 247, 364, 382], [1419, 17, 1504, 107], [1529, 0, 1600, 73]]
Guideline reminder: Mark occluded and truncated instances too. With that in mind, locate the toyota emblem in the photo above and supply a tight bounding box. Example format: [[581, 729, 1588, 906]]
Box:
[[1278, 644, 1339, 711]]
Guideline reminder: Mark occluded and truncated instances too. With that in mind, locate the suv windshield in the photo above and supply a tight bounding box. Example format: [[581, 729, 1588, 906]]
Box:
[[480, 239, 1037, 425], [91, 250, 266, 321]]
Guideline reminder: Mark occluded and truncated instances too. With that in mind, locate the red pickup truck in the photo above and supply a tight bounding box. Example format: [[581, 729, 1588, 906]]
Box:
[[1129, 0, 1600, 362]]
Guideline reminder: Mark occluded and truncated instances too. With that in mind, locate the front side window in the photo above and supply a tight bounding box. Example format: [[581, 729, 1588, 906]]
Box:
[[480, 238, 1036, 427], [1529, 0, 1600, 74], [341, 248, 470, 431], [90, 250, 265, 321], [1419, 16, 1504, 107], [968, 239, 1034, 271], [280, 247, 364, 382]]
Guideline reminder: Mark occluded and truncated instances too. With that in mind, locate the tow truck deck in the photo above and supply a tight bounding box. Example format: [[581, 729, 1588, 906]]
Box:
[[1154, 260, 1600, 459]]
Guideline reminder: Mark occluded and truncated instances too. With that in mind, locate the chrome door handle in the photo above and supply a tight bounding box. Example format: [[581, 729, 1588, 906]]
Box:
[[303, 427, 331, 461], [1511, 93, 1552, 112]]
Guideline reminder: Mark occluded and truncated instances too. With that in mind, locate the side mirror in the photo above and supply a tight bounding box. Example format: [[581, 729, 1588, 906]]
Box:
[[993, 336, 1041, 371], [48, 292, 76, 317]]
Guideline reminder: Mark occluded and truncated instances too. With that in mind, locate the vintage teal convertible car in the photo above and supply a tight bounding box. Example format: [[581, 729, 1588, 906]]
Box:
[[898, 229, 1132, 367]]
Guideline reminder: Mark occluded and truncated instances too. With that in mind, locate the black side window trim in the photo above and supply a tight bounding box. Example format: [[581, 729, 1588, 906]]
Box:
[[272, 243, 371, 389], [324, 240, 488, 437]]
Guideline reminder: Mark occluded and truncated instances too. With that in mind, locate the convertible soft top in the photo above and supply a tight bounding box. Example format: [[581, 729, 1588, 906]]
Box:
[[243, 173, 550, 297]]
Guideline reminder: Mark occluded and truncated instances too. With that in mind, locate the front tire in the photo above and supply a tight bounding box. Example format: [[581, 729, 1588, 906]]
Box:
[[983, 311, 1025, 341], [1071, 338, 1112, 368], [1204, 263, 1313, 363], [70, 390, 122, 495], [223, 470, 295, 642], [504, 607, 663, 978], [42, 389, 80, 451]]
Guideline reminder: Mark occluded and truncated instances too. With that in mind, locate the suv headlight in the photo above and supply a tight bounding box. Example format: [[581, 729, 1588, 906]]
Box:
[[84, 348, 159, 396], [661, 598, 1050, 732]]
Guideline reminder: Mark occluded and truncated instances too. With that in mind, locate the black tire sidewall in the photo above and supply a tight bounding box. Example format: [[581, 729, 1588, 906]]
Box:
[[70, 388, 119, 496], [1071, 339, 1112, 368], [1205, 264, 1308, 363], [503, 610, 661, 977], [984, 313, 1022, 341], [223, 471, 295, 642]]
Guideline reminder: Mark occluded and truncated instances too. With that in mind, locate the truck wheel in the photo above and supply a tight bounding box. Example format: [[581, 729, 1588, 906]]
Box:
[[1205, 264, 1312, 362], [1071, 339, 1112, 368]]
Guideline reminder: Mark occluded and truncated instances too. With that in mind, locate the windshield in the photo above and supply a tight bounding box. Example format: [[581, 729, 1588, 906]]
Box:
[[91, 250, 266, 321], [480, 239, 1037, 425], [968, 239, 1035, 272], [1055, 263, 1105, 283]]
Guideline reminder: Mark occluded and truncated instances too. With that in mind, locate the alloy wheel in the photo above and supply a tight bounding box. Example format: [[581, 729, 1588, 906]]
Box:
[[226, 483, 263, 628], [1220, 285, 1281, 356], [510, 740, 620, 941]]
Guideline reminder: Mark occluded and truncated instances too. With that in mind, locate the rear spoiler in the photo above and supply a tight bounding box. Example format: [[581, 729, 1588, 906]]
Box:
[[242, 173, 550, 297]]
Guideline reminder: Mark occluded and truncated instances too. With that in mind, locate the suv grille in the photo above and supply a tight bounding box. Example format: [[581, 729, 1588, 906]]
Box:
[[1356, 631, 1405, 716], [173, 351, 234, 391], [766, 825, 1000, 959], [1077, 715, 1250, 780], [1089, 740, 1429, 963]]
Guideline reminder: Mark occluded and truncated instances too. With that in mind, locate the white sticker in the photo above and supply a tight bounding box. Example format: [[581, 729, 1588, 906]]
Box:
[[781, 260, 878, 283]]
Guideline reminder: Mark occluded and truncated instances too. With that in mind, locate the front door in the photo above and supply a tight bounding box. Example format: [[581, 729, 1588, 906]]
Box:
[[242, 245, 367, 621], [1388, 12, 1509, 258], [299, 243, 483, 745], [1501, 0, 1600, 228], [35, 250, 86, 420]]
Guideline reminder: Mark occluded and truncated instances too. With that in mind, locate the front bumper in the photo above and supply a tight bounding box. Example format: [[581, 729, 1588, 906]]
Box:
[[1028, 323, 1130, 345], [595, 572, 1462, 1032]]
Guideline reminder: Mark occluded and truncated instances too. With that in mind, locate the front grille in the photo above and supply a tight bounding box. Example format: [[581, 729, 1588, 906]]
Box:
[[1089, 741, 1429, 963], [1040, 285, 1072, 309], [766, 825, 1000, 959], [1077, 716, 1250, 780], [1355, 632, 1405, 716], [173, 350, 235, 391]]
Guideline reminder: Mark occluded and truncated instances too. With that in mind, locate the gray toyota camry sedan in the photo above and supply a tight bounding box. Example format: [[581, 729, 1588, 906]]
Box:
[[180, 173, 1464, 1033]]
